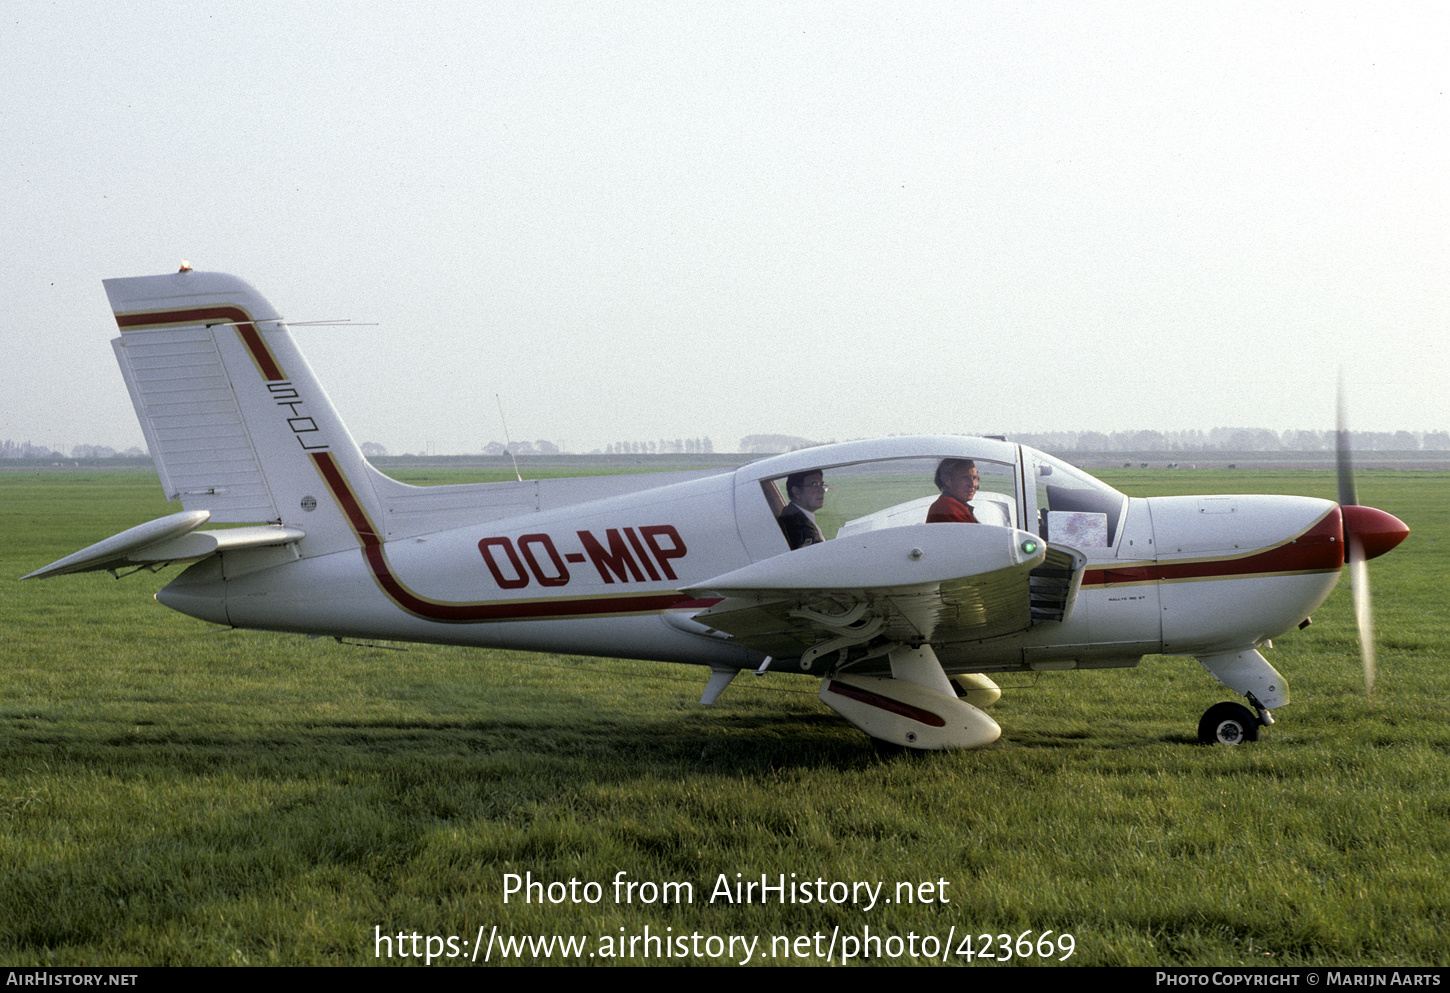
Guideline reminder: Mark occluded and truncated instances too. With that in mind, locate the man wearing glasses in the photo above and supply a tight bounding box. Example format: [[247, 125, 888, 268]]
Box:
[[778, 471, 827, 549]]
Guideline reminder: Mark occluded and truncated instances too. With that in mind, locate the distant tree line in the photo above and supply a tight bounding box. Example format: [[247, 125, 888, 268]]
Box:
[[598, 438, 713, 455], [739, 434, 823, 454], [728, 429, 1450, 455], [359, 441, 567, 458], [1010, 428, 1450, 452], [14, 428, 1448, 462], [369, 438, 718, 456], [1, 440, 147, 460], [482, 440, 563, 456], [1, 440, 63, 459]]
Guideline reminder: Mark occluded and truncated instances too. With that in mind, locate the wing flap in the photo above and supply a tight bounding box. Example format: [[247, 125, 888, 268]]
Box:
[[685, 524, 1049, 659]]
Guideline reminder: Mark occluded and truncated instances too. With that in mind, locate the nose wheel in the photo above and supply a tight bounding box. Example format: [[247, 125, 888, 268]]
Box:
[[1198, 702, 1261, 745]]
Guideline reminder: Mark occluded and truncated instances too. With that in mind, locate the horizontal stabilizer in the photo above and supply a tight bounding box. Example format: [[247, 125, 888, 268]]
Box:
[[22, 511, 304, 580]]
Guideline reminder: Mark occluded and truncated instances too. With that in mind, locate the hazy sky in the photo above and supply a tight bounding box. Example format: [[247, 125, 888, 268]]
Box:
[[5, 2, 1446, 455]]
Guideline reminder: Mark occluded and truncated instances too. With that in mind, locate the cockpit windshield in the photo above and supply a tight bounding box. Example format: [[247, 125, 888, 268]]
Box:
[[1029, 450, 1127, 548]]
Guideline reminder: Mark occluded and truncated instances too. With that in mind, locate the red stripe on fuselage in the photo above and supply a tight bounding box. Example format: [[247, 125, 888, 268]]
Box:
[[308, 451, 714, 623], [310, 452, 382, 545], [1082, 506, 1343, 588]]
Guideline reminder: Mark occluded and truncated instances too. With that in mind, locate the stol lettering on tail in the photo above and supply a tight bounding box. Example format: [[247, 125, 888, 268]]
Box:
[[25, 270, 1409, 749]]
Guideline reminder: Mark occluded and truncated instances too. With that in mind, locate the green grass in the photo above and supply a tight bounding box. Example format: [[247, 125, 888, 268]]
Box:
[[1, 468, 1446, 966]]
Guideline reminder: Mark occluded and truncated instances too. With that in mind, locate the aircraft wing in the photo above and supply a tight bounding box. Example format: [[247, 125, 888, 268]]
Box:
[[22, 510, 305, 580], [685, 524, 1083, 663]]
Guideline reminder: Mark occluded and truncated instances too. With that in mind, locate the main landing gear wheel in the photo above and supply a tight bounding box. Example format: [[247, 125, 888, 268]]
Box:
[[1198, 702, 1260, 745]]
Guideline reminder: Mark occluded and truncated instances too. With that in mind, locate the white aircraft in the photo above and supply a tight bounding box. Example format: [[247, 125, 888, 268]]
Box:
[[26, 270, 1410, 750]]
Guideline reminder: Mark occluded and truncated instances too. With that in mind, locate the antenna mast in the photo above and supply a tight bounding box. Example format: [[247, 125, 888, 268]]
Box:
[[496, 394, 523, 482]]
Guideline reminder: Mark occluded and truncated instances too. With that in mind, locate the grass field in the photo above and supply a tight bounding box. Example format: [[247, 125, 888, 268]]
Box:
[[1, 466, 1446, 966]]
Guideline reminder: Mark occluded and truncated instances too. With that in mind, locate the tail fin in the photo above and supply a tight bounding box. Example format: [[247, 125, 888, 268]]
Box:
[[107, 270, 381, 556]]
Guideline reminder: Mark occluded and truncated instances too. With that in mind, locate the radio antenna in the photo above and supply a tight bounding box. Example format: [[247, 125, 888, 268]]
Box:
[[496, 394, 523, 482]]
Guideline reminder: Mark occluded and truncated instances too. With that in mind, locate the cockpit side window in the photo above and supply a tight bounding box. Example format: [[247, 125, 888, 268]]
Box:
[[760, 478, 787, 519], [761, 456, 1019, 548]]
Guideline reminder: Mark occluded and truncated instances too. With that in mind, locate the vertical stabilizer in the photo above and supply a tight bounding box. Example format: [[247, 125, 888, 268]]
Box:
[[106, 270, 381, 557]]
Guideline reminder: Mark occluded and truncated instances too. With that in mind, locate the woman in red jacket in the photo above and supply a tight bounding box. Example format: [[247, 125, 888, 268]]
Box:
[[926, 458, 979, 523]]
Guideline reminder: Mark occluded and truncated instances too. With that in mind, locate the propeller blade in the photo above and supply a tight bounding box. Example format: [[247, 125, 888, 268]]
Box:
[[1336, 381, 1378, 700], [1347, 536, 1376, 701], [1336, 379, 1358, 507]]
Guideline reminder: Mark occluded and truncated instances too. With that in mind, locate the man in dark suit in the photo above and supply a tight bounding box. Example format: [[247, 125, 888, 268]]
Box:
[[778, 470, 827, 549]]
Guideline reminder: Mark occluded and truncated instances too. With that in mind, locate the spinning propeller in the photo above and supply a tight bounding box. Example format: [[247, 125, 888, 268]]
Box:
[[1335, 385, 1410, 701]]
